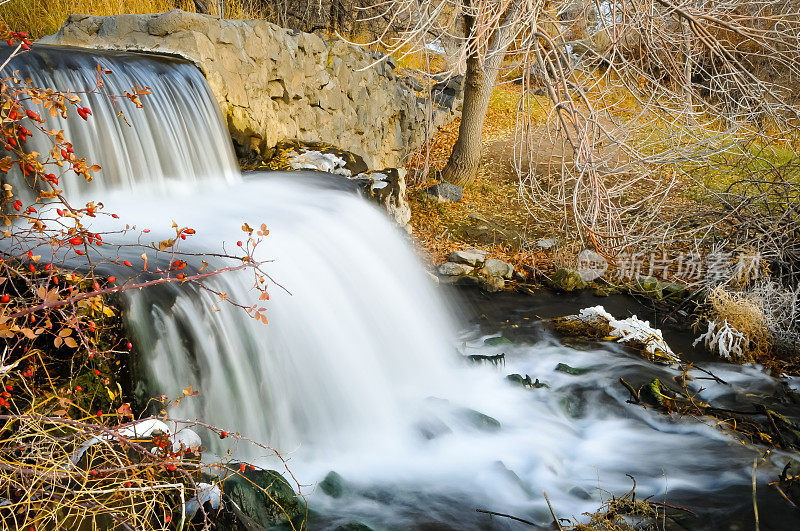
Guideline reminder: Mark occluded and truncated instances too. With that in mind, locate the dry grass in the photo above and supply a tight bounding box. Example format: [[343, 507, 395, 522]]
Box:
[[0, 0, 265, 39], [705, 286, 772, 363]]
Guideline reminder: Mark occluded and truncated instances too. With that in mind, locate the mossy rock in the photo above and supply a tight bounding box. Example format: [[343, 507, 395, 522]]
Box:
[[507, 374, 549, 389], [319, 471, 345, 498], [335, 523, 374, 531], [221, 467, 304, 528], [555, 363, 592, 375], [634, 275, 663, 299], [548, 268, 587, 292], [484, 336, 512, 346]]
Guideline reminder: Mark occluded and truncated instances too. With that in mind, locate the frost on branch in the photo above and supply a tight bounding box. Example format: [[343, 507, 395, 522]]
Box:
[[694, 320, 746, 360]]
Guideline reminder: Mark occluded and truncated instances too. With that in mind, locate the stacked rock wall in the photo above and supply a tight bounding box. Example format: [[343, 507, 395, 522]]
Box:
[[41, 10, 456, 169]]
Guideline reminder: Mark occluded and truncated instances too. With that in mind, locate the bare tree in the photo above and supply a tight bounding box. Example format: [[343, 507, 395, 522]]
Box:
[[361, 0, 800, 257]]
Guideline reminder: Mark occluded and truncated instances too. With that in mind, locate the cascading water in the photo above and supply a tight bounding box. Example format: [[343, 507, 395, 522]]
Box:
[[7, 45, 800, 529], [3, 46, 238, 198]]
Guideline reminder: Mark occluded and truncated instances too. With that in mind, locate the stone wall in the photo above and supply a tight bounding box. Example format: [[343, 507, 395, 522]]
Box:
[[41, 10, 457, 169]]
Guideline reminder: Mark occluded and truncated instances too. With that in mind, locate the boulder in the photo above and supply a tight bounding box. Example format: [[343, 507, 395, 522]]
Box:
[[449, 249, 486, 266], [438, 262, 473, 276], [635, 275, 663, 298], [319, 471, 345, 498], [220, 466, 304, 528], [352, 168, 411, 229], [424, 182, 463, 202], [548, 268, 587, 292], [431, 74, 464, 110], [536, 237, 558, 249], [480, 258, 514, 279], [479, 276, 505, 292]]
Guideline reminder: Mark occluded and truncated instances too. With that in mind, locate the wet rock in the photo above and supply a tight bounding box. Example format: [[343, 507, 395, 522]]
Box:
[[480, 258, 514, 279], [493, 461, 534, 496], [555, 363, 592, 375], [479, 276, 505, 292], [548, 268, 587, 292], [559, 395, 585, 417], [352, 168, 411, 228], [336, 522, 374, 531], [416, 416, 453, 440], [449, 249, 486, 266], [507, 374, 549, 389], [507, 373, 531, 387], [568, 485, 592, 500], [438, 262, 473, 276], [424, 182, 463, 202], [456, 407, 501, 431], [319, 471, 345, 498], [484, 336, 512, 346], [466, 353, 505, 366], [221, 466, 304, 528]]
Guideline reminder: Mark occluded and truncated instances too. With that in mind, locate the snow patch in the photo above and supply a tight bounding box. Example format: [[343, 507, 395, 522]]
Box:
[[185, 482, 221, 518], [571, 306, 678, 362], [608, 315, 676, 360], [288, 149, 352, 176], [71, 419, 202, 464]]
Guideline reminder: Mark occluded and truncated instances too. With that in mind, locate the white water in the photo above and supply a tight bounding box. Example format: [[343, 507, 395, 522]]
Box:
[[10, 46, 798, 529], [4, 46, 238, 198]]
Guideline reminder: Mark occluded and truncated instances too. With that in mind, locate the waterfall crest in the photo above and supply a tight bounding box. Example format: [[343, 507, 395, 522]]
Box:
[[3, 45, 238, 197]]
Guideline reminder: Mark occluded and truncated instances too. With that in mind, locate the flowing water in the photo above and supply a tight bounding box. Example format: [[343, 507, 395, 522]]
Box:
[[6, 46, 800, 529]]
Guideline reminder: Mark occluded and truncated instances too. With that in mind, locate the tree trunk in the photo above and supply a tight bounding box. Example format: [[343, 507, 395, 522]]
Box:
[[440, 51, 495, 187], [193, 0, 210, 14], [441, 0, 523, 188]]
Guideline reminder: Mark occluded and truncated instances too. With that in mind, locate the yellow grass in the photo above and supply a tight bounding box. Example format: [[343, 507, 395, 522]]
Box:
[[0, 0, 264, 39]]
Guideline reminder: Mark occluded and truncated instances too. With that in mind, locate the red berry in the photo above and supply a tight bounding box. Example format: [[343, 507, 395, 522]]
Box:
[[239, 463, 246, 473], [126, 342, 133, 350], [68, 236, 83, 246], [219, 430, 228, 439], [108, 276, 116, 283], [123, 260, 132, 267], [237, 241, 243, 247], [1, 295, 9, 303], [167, 464, 177, 471], [76, 386, 82, 392]]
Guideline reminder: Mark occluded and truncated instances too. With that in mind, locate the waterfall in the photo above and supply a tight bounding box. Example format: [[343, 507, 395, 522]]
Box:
[[6, 44, 795, 529], [6, 44, 458, 450], [2, 45, 238, 198]]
